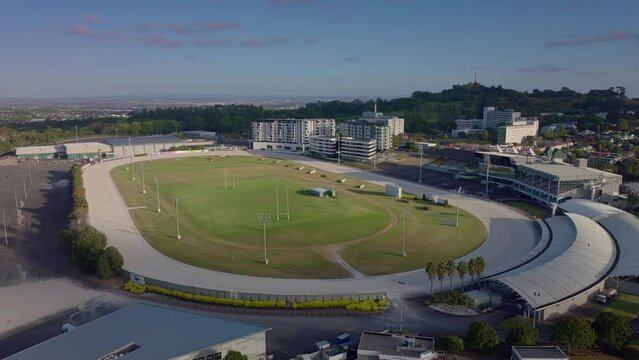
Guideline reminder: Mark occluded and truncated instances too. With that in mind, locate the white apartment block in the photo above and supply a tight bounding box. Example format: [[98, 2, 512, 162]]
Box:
[[360, 109, 405, 136], [451, 118, 484, 137], [483, 106, 522, 129], [344, 121, 392, 151], [340, 137, 377, 161], [251, 118, 335, 150], [497, 120, 540, 144], [309, 135, 338, 158]]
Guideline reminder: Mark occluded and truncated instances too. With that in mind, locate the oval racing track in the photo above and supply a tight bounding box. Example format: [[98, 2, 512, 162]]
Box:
[[84, 150, 539, 298]]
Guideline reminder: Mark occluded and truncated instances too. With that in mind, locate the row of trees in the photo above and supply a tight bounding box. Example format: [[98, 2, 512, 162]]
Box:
[[424, 256, 485, 294], [60, 165, 123, 279], [551, 313, 635, 354]]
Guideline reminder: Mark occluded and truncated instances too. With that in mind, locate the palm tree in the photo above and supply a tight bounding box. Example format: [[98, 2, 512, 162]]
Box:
[[475, 256, 486, 287], [456, 260, 467, 292], [436, 261, 447, 293], [467, 258, 476, 289], [425, 262, 436, 295], [446, 259, 456, 290]]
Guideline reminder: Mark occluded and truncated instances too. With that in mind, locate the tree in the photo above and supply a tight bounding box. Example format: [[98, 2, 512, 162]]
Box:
[[592, 312, 633, 352], [550, 316, 596, 353], [436, 261, 447, 293], [70, 226, 107, 272], [506, 320, 539, 346], [438, 335, 465, 354], [425, 262, 436, 295], [474, 256, 486, 287], [467, 258, 476, 289], [445, 259, 456, 291], [466, 321, 500, 355], [58, 229, 77, 249], [223, 350, 248, 360], [626, 192, 639, 211], [96, 246, 124, 279], [456, 260, 467, 291]]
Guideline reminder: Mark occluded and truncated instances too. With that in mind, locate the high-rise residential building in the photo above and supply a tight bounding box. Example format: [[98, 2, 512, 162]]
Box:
[[340, 137, 377, 161], [251, 118, 335, 151], [497, 120, 540, 144], [308, 135, 338, 158], [359, 104, 405, 136], [483, 107, 522, 129], [343, 121, 392, 151]]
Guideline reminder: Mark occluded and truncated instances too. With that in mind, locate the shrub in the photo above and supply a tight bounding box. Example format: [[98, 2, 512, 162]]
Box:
[[96, 246, 124, 279], [432, 290, 473, 308], [58, 229, 77, 249], [550, 316, 596, 353], [466, 321, 499, 355], [506, 320, 538, 346], [438, 335, 465, 354], [592, 312, 633, 352], [70, 226, 107, 272]]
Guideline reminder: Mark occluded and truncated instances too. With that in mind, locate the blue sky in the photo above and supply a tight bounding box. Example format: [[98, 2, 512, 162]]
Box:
[[1, 0, 638, 98]]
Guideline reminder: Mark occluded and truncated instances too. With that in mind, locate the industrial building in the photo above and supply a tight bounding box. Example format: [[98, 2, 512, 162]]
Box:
[[63, 142, 114, 160], [251, 118, 335, 151], [6, 302, 268, 360], [356, 332, 437, 360], [15, 145, 64, 160]]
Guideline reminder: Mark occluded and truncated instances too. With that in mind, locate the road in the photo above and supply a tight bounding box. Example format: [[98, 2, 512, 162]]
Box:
[[83, 151, 539, 299]]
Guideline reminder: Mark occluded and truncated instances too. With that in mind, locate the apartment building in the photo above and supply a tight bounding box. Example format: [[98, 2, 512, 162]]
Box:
[[497, 120, 540, 144], [251, 118, 335, 151], [340, 137, 377, 161], [359, 107, 405, 136], [483, 106, 522, 129]]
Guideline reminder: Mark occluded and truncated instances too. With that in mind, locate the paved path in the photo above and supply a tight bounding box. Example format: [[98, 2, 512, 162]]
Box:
[[84, 151, 539, 298]]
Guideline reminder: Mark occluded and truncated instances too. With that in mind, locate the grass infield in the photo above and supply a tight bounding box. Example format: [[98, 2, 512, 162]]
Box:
[[111, 155, 486, 278]]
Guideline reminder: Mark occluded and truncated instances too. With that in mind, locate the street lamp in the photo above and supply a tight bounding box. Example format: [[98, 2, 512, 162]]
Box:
[[131, 161, 136, 181], [418, 147, 423, 184], [257, 212, 271, 265], [141, 164, 146, 194], [400, 210, 407, 257], [171, 196, 181, 240], [2, 210, 8, 246], [456, 186, 462, 227], [154, 176, 161, 213]]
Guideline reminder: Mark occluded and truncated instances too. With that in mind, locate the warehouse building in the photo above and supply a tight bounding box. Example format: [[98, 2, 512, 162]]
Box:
[[16, 145, 64, 160], [105, 135, 184, 157], [7, 302, 268, 360], [63, 142, 114, 161]]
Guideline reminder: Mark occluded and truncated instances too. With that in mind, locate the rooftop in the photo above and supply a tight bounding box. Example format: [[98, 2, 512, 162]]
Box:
[[63, 142, 111, 154], [15, 145, 63, 155], [104, 135, 182, 146], [357, 332, 435, 359], [512, 346, 568, 359], [6, 302, 267, 360], [519, 162, 620, 180]]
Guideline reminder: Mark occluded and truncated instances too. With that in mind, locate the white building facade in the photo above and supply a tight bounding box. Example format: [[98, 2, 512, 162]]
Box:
[[251, 118, 335, 151], [359, 110, 405, 136], [340, 137, 376, 161], [497, 120, 540, 144]]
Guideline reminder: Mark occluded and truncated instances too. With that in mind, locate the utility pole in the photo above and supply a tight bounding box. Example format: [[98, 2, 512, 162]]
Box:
[[131, 162, 136, 181], [418, 147, 423, 184], [276, 188, 280, 221], [115, 126, 118, 139], [141, 164, 146, 194], [257, 212, 271, 265], [171, 196, 181, 240], [14, 190, 20, 218], [154, 176, 161, 213], [286, 188, 290, 219], [23, 175, 28, 198], [456, 186, 461, 227], [2, 210, 8, 246], [401, 210, 407, 257]]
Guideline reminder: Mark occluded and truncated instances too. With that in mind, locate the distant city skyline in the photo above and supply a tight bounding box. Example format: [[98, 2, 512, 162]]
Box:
[[2, 0, 639, 98]]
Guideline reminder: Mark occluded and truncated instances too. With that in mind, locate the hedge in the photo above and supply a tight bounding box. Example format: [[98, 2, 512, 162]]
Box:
[[123, 281, 389, 312], [69, 164, 88, 224]]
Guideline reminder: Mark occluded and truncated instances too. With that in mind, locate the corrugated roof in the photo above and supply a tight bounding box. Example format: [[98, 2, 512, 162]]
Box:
[[63, 142, 111, 154], [104, 135, 182, 146], [6, 302, 267, 360], [561, 198, 639, 277], [519, 163, 607, 179], [15, 145, 63, 155], [495, 213, 616, 309]]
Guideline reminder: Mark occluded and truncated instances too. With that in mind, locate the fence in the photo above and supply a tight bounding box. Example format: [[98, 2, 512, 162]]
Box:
[[124, 270, 387, 302]]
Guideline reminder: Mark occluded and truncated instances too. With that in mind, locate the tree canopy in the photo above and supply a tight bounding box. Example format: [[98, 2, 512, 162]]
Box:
[[550, 316, 596, 353], [466, 321, 500, 355]]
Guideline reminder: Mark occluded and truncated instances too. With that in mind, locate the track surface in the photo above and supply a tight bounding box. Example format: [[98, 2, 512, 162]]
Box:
[[84, 151, 538, 298]]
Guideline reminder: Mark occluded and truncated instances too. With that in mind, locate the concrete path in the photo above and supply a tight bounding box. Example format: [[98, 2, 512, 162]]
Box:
[[83, 151, 539, 298]]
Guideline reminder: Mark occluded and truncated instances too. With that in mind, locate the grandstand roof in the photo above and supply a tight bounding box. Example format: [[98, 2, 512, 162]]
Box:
[[519, 163, 620, 180], [104, 135, 181, 146], [495, 213, 616, 309], [63, 142, 111, 154], [560, 198, 639, 277]]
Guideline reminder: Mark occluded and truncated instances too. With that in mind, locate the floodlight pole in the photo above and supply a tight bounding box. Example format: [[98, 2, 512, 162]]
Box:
[[23, 175, 27, 198], [224, 169, 228, 189], [399, 297, 404, 333], [3, 210, 8, 246], [232, 169, 236, 189], [154, 176, 161, 213], [131, 162, 136, 181], [485, 154, 490, 198], [286, 188, 290, 219], [27, 163, 32, 184], [141, 164, 146, 194], [14, 190, 20, 217], [276, 188, 280, 221], [172, 196, 181, 240], [401, 210, 407, 257], [456, 186, 461, 227], [418, 148, 423, 184], [257, 212, 271, 265]]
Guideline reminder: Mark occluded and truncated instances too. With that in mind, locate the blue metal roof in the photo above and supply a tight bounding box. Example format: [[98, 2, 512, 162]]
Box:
[[6, 302, 267, 360], [104, 135, 182, 146]]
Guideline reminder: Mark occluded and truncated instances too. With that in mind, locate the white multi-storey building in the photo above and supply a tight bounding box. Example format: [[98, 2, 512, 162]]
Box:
[[359, 106, 405, 136], [451, 118, 484, 137], [340, 137, 377, 161], [343, 121, 392, 151], [308, 135, 338, 158], [483, 107, 522, 129], [251, 118, 335, 151], [497, 120, 540, 144]]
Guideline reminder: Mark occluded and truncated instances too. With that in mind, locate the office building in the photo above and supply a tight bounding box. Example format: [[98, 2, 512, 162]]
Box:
[[251, 119, 335, 151], [6, 302, 268, 360], [497, 120, 540, 144]]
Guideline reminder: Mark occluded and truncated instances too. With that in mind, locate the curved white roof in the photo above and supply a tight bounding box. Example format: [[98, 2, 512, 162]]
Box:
[[495, 213, 616, 309], [561, 198, 639, 276]]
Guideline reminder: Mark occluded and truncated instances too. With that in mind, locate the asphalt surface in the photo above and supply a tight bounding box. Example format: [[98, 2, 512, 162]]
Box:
[[83, 151, 540, 299]]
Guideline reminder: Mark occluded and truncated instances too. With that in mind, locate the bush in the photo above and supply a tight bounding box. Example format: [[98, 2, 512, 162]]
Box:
[[432, 290, 473, 308], [466, 321, 499, 355], [224, 350, 248, 360], [550, 316, 596, 353], [506, 320, 538, 346], [96, 246, 124, 279], [592, 312, 633, 352], [58, 229, 77, 249], [438, 335, 465, 354], [70, 226, 107, 272]]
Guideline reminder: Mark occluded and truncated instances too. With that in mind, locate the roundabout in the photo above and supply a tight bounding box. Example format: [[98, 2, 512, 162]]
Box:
[[84, 150, 539, 298]]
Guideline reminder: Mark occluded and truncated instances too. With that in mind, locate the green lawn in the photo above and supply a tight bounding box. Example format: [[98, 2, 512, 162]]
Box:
[[603, 293, 639, 320], [503, 200, 549, 218], [111, 155, 486, 278]]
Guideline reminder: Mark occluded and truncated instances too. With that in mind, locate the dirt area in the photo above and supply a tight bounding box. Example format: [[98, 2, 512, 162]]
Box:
[[0, 158, 74, 287]]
